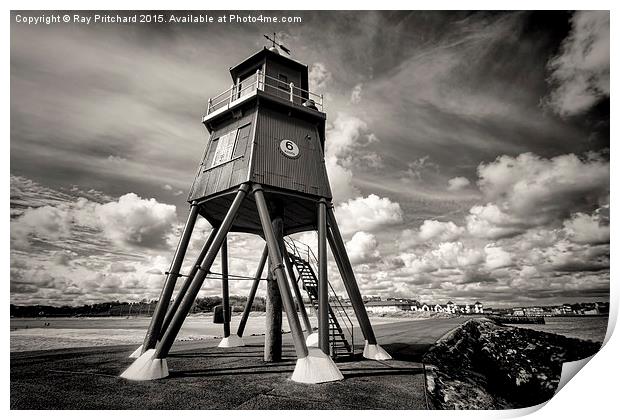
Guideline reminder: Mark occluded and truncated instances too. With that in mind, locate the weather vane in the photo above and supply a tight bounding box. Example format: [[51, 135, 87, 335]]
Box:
[[264, 32, 291, 55]]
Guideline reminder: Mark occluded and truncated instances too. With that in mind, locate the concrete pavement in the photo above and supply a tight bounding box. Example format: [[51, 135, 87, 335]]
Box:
[[11, 317, 466, 409]]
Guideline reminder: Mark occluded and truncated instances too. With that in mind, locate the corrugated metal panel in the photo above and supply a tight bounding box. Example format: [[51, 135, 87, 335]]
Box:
[[188, 110, 256, 201], [264, 60, 303, 105], [251, 107, 331, 199]]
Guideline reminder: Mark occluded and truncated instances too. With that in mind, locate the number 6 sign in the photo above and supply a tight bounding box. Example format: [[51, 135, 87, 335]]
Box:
[[279, 139, 300, 158]]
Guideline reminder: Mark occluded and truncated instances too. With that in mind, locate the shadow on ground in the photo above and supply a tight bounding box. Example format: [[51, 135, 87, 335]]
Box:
[[11, 318, 466, 409]]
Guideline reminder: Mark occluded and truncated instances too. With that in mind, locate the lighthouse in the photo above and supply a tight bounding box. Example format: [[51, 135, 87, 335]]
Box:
[[121, 41, 391, 383]]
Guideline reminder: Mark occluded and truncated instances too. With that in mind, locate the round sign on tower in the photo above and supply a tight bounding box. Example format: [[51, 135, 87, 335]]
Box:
[[279, 139, 300, 158]]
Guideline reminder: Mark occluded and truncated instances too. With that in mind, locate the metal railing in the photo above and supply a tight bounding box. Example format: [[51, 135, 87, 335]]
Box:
[[284, 237, 354, 356], [205, 69, 324, 116]]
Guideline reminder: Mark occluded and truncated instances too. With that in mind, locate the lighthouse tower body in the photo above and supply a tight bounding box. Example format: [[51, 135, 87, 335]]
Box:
[[189, 47, 331, 235], [121, 46, 391, 385]]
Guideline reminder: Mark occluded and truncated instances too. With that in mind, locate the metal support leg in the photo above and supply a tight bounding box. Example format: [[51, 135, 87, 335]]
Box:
[[326, 211, 390, 361], [140, 202, 199, 354], [253, 185, 308, 360], [264, 257, 282, 362], [221, 236, 230, 338], [317, 199, 330, 355], [237, 244, 268, 338], [278, 236, 313, 334], [326, 205, 377, 345], [159, 228, 217, 339], [154, 184, 250, 360]]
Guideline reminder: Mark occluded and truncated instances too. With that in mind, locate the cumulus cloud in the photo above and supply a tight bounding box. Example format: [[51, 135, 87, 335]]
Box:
[[11, 191, 178, 250], [346, 231, 381, 264], [11, 252, 176, 305], [430, 242, 485, 270], [324, 113, 383, 200], [466, 204, 526, 240], [447, 176, 471, 191], [469, 152, 609, 238], [95, 193, 177, 248], [484, 246, 513, 270], [545, 11, 610, 116], [540, 240, 609, 273], [563, 211, 610, 245], [308, 62, 332, 91], [399, 241, 485, 275], [400, 220, 465, 249], [335, 194, 403, 236], [326, 113, 378, 159], [418, 220, 465, 242], [11, 204, 74, 246], [325, 156, 359, 202]]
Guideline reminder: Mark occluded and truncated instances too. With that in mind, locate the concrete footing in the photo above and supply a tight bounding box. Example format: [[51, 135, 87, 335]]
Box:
[[120, 349, 169, 381], [363, 340, 392, 360], [128, 344, 143, 359], [218, 335, 245, 348], [305, 332, 319, 347], [290, 348, 344, 384]]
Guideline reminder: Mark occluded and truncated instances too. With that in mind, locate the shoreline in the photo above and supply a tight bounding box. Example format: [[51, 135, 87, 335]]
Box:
[[9, 312, 450, 353], [10, 313, 607, 353]]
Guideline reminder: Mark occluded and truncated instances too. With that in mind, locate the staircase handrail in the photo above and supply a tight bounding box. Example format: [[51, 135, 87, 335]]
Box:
[[284, 236, 354, 349]]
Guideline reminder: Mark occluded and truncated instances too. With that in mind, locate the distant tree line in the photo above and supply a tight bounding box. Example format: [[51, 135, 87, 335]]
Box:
[[10, 295, 267, 318], [193, 296, 266, 313]]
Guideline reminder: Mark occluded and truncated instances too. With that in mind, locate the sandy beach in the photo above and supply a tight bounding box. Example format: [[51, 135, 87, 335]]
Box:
[[9, 313, 419, 352]]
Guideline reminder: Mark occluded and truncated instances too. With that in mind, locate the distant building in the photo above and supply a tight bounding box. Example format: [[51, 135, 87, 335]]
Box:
[[403, 300, 485, 314], [445, 301, 457, 314], [474, 301, 483, 314], [363, 301, 411, 314], [524, 307, 544, 316]]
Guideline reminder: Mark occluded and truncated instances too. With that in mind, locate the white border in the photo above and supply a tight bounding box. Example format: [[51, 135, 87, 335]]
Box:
[[4, 2, 618, 419]]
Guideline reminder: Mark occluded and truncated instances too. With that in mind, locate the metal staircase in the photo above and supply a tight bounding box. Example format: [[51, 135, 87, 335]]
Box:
[[285, 238, 355, 359]]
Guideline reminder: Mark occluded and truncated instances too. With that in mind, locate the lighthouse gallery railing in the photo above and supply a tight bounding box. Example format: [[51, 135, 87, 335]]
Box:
[[205, 69, 324, 116]]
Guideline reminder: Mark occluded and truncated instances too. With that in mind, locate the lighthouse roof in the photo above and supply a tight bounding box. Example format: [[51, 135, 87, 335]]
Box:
[[229, 47, 307, 82]]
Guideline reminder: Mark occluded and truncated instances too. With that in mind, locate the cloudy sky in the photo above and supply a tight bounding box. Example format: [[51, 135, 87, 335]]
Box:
[[10, 11, 610, 308]]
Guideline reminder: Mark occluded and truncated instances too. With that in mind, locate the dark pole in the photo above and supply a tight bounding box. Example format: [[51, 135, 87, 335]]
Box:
[[264, 257, 282, 362], [221, 236, 230, 338], [159, 228, 218, 339], [253, 184, 309, 360], [237, 244, 268, 338], [278, 236, 313, 334], [141, 202, 199, 353], [326, 204, 377, 345], [318, 198, 330, 355], [154, 184, 249, 359]]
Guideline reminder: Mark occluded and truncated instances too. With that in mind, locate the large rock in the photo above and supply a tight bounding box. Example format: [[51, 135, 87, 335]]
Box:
[[423, 318, 601, 409]]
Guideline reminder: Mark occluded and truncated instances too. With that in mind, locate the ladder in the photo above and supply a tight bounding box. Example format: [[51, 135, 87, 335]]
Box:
[[285, 239, 354, 359]]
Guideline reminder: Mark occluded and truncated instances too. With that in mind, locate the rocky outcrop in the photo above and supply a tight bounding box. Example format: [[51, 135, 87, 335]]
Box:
[[423, 318, 601, 409]]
